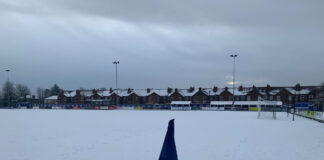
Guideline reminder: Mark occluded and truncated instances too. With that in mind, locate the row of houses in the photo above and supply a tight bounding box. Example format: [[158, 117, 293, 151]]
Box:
[[55, 84, 319, 106]]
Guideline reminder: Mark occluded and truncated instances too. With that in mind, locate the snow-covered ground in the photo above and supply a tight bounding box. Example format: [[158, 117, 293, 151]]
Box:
[[0, 110, 323, 160]]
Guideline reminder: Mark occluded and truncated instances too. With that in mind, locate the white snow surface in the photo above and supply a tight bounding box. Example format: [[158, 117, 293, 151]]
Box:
[[0, 110, 324, 160]]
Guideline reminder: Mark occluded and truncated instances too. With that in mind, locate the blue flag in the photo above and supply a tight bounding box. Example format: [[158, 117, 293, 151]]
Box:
[[159, 119, 178, 160]]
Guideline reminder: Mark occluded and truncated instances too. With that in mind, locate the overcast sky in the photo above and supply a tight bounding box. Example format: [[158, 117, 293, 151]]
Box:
[[0, 0, 323, 91]]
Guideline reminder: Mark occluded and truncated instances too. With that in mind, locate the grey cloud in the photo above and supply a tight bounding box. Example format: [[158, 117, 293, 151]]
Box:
[[0, 0, 324, 92], [1, 0, 324, 27]]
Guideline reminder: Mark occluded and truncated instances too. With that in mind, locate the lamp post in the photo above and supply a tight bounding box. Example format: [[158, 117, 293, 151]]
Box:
[[5, 69, 10, 108], [209, 90, 211, 107], [112, 61, 120, 89], [112, 61, 120, 106], [230, 54, 237, 110], [293, 92, 296, 121]]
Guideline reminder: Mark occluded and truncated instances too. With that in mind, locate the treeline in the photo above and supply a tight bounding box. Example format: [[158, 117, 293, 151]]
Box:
[[36, 84, 62, 101], [0, 82, 62, 107], [0, 82, 30, 106], [1, 81, 324, 107]]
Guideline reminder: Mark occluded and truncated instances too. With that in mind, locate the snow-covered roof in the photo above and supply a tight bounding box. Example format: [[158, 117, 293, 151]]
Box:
[[286, 88, 311, 95], [64, 91, 76, 97], [133, 90, 151, 96], [269, 89, 280, 95], [201, 88, 223, 96], [115, 90, 132, 97], [80, 91, 93, 97], [176, 89, 193, 96], [60, 86, 313, 99], [98, 90, 112, 97], [151, 89, 169, 96], [130, 89, 171, 97], [177, 88, 207, 96], [171, 101, 191, 105], [45, 96, 58, 100], [259, 90, 267, 96], [228, 89, 248, 96]]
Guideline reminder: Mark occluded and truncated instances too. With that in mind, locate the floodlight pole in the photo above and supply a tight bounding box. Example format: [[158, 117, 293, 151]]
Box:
[[5, 69, 10, 108], [112, 61, 120, 105], [293, 92, 296, 121], [112, 61, 120, 89], [230, 54, 237, 110], [209, 90, 211, 107]]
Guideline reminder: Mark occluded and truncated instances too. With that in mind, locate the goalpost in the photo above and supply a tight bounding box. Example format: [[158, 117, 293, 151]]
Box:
[[257, 98, 282, 120]]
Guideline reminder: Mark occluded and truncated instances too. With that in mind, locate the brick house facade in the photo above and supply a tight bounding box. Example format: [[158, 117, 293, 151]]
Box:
[[192, 88, 209, 104], [56, 84, 319, 106]]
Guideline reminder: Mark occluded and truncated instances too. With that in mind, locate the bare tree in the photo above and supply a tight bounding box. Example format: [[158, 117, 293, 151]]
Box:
[[2, 81, 16, 107], [16, 84, 31, 99], [36, 88, 45, 100], [319, 82, 324, 98], [0, 90, 2, 106], [45, 89, 51, 98]]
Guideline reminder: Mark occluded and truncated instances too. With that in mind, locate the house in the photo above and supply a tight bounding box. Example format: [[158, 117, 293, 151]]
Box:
[[55, 84, 319, 107], [44, 95, 58, 104]]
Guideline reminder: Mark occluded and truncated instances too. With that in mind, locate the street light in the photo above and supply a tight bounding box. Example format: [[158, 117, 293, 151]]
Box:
[[230, 54, 237, 110], [5, 69, 10, 82], [5, 69, 10, 108], [112, 61, 120, 89]]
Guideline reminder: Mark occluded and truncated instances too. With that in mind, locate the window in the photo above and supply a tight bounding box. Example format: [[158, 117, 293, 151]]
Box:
[[241, 96, 245, 101], [309, 95, 313, 100], [220, 96, 223, 101], [235, 96, 239, 101], [257, 96, 261, 100], [247, 96, 251, 101], [288, 96, 292, 101], [300, 95, 305, 101], [270, 96, 273, 100], [263, 95, 267, 100], [277, 96, 280, 101]]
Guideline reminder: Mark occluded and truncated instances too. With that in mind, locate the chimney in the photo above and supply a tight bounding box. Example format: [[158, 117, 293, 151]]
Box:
[[109, 88, 113, 93], [147, 88, 151, 93], [167, 88, 173, 94], [76, 90, 81, 95], [213, 86, 218, 92], [239, 85, 243, 91], [199, 87, 202, 91], [175, 88, 178, 93], [266, 84, 271, 91], [225, 87, 228, 91], [295, 83, 301, 91], [92, 89, 97, 95], [128, 88, 132, 94], [188, 86, 195, 93]]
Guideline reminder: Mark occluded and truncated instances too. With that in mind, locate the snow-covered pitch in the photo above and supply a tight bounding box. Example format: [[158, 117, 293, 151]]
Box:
[[0, 110, 323, 160]]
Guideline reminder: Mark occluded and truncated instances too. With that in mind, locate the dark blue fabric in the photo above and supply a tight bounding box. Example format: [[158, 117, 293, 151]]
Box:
[[159, 119, 178, 160]]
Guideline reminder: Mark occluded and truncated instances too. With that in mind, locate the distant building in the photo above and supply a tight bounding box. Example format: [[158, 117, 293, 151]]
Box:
[[56, 84, 318, 106], [25, 95, 38, 104], [44, 96, 58, 104]]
